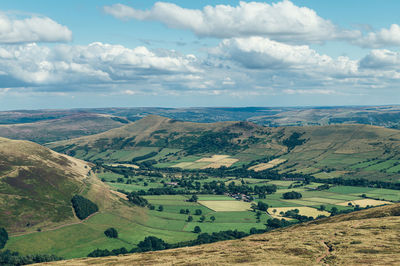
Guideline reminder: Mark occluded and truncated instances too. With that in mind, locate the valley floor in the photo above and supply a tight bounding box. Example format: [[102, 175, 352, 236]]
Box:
[[37, 204, 400, 265]]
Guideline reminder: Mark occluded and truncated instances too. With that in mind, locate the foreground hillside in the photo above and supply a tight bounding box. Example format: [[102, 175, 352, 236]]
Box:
[[0, 136, 112, 233], [0, 113, 128, 144], [38, 203, 400, 265], [49, 115, 400, 182]]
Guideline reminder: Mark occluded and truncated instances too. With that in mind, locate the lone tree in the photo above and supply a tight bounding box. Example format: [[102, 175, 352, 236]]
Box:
[[210, 216, 216, 222], [0, 227, 8, 249], [199, 215, 206, 223], [158, 205, 164, 212], [193, 226, 201, 233], [104, 228, 118, 238], [195, 209, 202, 215], [187, 215, 193, 222], [188, 194, 198, 202]]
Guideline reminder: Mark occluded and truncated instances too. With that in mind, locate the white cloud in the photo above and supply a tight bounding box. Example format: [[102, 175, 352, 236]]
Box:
[[283, 89, 336, 95], [353, 24, 400, 48], [0, 13, 72, 43], [104, 1, 359, 43], [0, 42, 200, 86], [213, 37, 358, 76], [359, 49, 400, 69]]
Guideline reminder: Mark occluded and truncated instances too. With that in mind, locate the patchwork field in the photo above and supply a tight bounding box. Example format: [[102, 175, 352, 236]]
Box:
[[172, 154, 239, 169], [198, 200, 252, 212], [106, 163, 139, 169], [268, 207, 331, 218], [337, 199, 393, 208], [249, 158, 287, 171]]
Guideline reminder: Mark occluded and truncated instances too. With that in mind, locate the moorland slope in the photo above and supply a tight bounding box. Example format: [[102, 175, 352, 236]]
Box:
[[0, 113, 128, 144], [0, 136, 111, 233]]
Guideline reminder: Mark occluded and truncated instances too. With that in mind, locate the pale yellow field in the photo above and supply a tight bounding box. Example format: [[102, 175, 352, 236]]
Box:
[[248, 158, 287, 171], [172, 162, 195, 168], [268, 207, 331, 218], [196, 155, 230, 162], [107, 163, 139, 169], [337, 199, 393, 208], [199, 200, 252, 212], [201, 158, 239, 169]]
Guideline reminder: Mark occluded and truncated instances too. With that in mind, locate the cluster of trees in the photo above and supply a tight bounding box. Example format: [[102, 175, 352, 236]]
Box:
[[0, 250, 62, 265], [131, 152, 158, 163], [127, 193, 148, 207], [0, 228, 8, 249], [282, 132, 306, 151], [71, 195, 99, 220], [88, 229, 250, 258], [281, 209, 315, 222], [104, 228, 118, 238], [282, 191, 302, 199]]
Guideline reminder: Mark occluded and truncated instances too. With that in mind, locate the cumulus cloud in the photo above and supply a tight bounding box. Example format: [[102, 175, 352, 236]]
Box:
[[0, 42, 200, 87], [213, 37, 358, 76], [103, 1, 359, 43], [0, 13, 72, 43], [359, 49, 400, 69], [353, 24, 400, 48]]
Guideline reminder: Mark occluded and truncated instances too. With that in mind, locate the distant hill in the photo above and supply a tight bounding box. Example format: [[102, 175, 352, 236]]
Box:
[[0, 113, 128, 144], [0, 137, 111, 233], [2, 105, 400, 129], [48, 115, 400, 182], [40, 203, 400, 265]]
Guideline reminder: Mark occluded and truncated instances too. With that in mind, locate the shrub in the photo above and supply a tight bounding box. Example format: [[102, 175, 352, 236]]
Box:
[[193, 226, 201, 233], [71, 195, 99, 220], [104, 228, 118, 238]]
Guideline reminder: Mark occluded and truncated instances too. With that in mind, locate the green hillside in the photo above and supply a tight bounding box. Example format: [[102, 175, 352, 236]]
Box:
[[48, 115, 400, 182]]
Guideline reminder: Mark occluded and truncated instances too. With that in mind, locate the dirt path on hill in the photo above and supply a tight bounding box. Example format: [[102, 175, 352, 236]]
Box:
[[316, 241, 331, 265], [10, 212, 99, 237]]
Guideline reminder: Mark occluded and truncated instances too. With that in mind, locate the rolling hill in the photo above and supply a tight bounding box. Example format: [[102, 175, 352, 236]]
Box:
[[0, 136, 112, 233], [48, 115, 400, 182], [38, 203, 400, 265], [0, 113, 129, 144]]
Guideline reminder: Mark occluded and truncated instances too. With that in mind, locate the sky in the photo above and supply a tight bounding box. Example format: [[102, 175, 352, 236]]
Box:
[[1, 0, 400, 110]]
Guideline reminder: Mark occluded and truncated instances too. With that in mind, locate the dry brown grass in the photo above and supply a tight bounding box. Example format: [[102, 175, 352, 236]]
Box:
[[196, 155, 231, 162], [201, 158, 239, 169], [39, 204, 400, 266], [268, 207, 331, 219], [337, 199, 393, 208], [198, 200, 252, 212], [248, 158, 287, 172]]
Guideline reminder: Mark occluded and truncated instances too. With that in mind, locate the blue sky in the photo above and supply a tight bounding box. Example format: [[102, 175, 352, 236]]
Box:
[[0, 0, 400, 110]]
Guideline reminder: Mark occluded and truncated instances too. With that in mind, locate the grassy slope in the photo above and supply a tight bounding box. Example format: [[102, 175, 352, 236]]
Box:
[[45, 203, 400, 265], [49, 115, 400, 181], [0, 113, 127, 144]]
